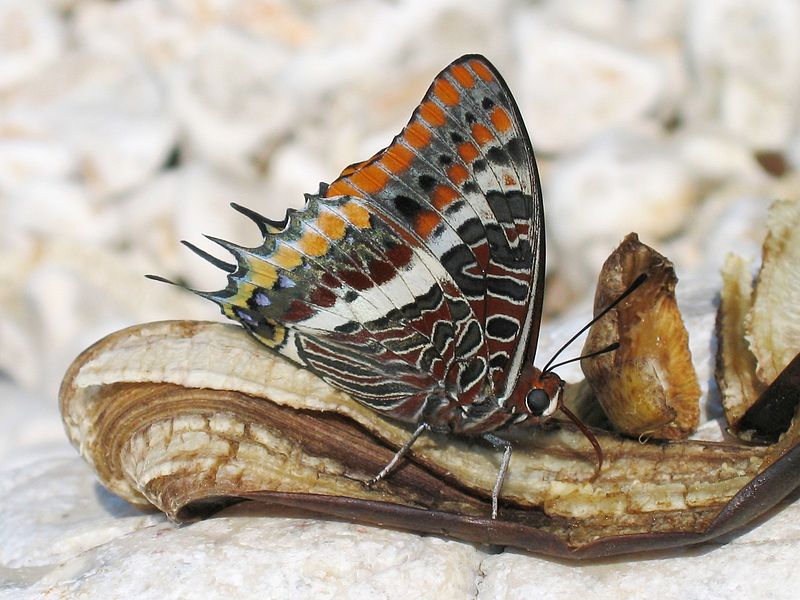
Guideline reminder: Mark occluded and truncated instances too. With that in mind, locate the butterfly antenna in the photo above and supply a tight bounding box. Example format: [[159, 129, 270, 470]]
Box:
[[542, 273, 647, 374], [544, 342, 620, 372], [557, 385, 603, 477]]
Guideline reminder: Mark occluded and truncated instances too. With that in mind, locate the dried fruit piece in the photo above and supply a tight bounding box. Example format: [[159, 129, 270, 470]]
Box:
[[58, 320, 800, 558], [716, 254, 764, 427], [746, 199, 800, 385], [716, 199, 800, 439], [581, 233, 700, 439]]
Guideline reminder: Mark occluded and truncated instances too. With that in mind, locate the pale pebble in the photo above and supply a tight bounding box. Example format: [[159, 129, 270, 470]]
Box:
[[674, 125, 765, 184], [0, 0, 64, 91], [685, 0, 800, 149], [4, 51, 178, 199], [512, 11, 665, 152], [0, 117, 76, 191], [546, 130, 697, 287], [117, 164, 273, 287], [167, 27, 295, 179]]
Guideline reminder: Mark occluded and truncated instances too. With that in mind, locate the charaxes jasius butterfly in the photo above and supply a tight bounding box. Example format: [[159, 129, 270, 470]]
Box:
[[151, 54, 642, 518]]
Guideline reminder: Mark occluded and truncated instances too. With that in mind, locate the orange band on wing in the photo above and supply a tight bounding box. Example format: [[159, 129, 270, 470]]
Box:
[[326, 179, 359, 198], [403, 121, 432, 149], [490, 106, 512, 133], [419, 101, 446, 127], [348, 163, 389, 194], [469, 59, 494, 82], [415, 211, 441, 238], [458, 142, 480, 163], [433, 78, 460, 106], [471, 123, 494, 146], [447, 164, 470, 186], [431, 185, 459, 210], [450, 64, 475, 88], [381, 144, 415, 174]]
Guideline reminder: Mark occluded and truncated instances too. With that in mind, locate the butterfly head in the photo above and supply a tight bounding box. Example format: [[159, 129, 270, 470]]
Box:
[[508, 366, 563, 424], [508, 366, 604, 477]]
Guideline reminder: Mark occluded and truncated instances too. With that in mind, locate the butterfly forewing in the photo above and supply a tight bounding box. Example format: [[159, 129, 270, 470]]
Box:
[[196, 55, 545, 429], [323, 55, 545, 402]]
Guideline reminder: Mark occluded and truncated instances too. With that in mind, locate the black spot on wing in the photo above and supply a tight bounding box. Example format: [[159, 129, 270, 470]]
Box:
[[455, 320, 483, 358], [486, 316, 519, 340], [334, 321, 360, 334], [487, 276, 528, 302], [440, 245, 484, 296], [456, 218, 486, 246], [459, 357, 485, 392], [394, 195, 422, 219], [418, 174, 436, 191], [506, 137, 526, 165]]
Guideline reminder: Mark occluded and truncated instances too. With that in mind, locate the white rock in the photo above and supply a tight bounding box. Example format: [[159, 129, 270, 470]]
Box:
[[674, 125, 765, 184], [167, 27, 295, 179], [116, 164, 275, 288], [0, 0, 64, 91], [512, 11, 665, 152], [0, 453, 164, 570], [546, 130, 697, 286], [3, 51, 178, 199], [0, 118, 76, 191], [685, 0, 800, 149], [72, 0, 198, 71]]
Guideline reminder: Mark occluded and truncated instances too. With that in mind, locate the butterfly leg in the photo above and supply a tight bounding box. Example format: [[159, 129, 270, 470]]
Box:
[[366, 422, 431, 487], [482, 433, 513, 519]]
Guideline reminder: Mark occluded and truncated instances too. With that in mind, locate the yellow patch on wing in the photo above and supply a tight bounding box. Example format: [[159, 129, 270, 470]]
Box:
[[341, 201, 371, 228], [318, 210, 347, 239], [244, 257, 278, 289], [253, 320, 286, 348], [272, 244, 303, 269], [299, 229, 328, 256]]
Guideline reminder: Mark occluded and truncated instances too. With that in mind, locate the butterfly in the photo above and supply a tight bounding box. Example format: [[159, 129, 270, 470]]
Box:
[[151, 54, 620, 518]]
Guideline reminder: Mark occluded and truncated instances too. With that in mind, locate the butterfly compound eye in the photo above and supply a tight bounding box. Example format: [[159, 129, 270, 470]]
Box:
[[525, 388, 552, 417]]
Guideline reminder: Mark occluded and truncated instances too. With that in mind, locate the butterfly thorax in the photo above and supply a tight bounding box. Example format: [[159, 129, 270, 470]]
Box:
[[426, 364, 562, 436]]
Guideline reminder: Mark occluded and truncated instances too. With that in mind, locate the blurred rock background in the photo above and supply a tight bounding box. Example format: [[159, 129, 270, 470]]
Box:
[[2, 0, 799, 403], [2, 1, 800, 596]]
